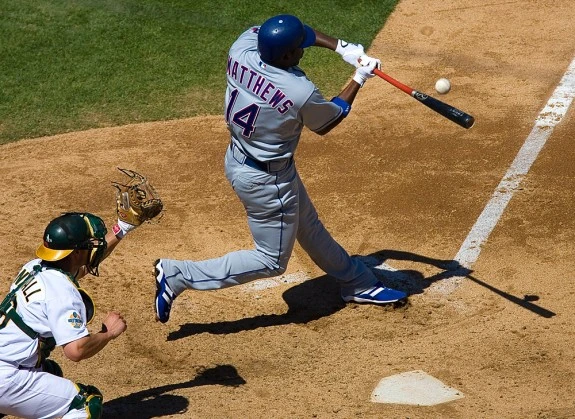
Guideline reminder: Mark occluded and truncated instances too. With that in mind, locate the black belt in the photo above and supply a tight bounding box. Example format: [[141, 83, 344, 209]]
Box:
[[230, 142, 292, 173]]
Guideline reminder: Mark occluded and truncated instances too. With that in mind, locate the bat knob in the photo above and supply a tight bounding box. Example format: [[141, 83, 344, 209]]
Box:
[[464, 115, 476, 129]]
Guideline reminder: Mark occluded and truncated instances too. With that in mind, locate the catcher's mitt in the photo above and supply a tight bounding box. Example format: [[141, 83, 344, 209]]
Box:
[[112, 168, 163, 226]]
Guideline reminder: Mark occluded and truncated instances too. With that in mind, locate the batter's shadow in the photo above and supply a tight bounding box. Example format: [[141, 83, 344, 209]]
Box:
[[102, 364, 245, 418], [359, 248, 466, 295], [167, 273, 347, 340], [369, 249, 555, 318], [167, 249, 457, 341]]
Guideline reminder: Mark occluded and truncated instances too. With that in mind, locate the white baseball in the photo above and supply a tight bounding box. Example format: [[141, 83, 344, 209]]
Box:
[[435, 78, 451, 94]]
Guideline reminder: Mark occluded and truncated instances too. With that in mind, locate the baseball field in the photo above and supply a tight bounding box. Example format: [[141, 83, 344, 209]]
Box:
[[2, 0, 575, 418]]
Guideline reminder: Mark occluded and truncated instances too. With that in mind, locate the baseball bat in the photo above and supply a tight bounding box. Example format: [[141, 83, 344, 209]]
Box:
[[373, 68, 475, 129]]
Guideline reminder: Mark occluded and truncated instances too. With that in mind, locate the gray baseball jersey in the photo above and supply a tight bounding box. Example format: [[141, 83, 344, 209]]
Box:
[[159, 25, 378, 299], [225, 26, 342, 161]]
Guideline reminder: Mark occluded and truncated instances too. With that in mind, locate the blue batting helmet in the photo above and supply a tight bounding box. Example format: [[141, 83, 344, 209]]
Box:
[[257, 15, 316, 63]]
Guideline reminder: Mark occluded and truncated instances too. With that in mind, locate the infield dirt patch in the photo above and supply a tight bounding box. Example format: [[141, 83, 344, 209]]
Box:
[[1, 0, 575, 418]]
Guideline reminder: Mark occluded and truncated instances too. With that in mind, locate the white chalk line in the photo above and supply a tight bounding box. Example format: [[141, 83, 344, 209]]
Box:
[[242, 260, 405, 295], [432, 56, 575, 295], [243, 271, 310, 292]]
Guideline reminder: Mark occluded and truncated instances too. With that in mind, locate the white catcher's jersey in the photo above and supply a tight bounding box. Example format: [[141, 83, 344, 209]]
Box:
[[225, 26, 342, 161], [0, 259, 89, 368]]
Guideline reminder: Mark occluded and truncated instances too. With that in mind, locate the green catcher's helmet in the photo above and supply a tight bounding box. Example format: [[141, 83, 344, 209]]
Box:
[[36, 212, 107, 275]]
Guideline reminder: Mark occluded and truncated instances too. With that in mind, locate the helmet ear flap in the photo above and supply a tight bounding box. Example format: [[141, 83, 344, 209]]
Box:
[[83, 213, 107, 239]]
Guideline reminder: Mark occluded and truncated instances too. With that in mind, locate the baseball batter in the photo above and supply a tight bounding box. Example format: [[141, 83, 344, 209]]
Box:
[[155, 14, 407, 323], [0, 212, 135, 418]]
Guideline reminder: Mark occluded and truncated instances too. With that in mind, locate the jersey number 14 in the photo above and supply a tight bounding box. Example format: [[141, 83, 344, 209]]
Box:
[[225, 89, 261, 138]]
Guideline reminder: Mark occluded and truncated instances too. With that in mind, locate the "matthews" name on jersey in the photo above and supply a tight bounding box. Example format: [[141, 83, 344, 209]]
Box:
[[227, 56, 294, 114]]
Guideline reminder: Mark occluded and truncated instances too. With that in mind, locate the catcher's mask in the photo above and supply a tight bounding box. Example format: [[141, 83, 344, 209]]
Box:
[[36, 212, 107, 276]]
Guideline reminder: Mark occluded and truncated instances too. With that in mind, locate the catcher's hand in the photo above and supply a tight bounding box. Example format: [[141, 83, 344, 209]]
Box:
[[112, 168, 163, 226]]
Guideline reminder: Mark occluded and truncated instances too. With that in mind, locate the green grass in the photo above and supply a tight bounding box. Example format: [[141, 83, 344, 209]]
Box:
[[0, 0, 399, 144]]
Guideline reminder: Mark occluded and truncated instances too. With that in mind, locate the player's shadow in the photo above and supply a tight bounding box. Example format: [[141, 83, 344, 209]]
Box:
[[102, 364, 245, 418], [167, 249, 461, 341], [361, 249, 462, 295], [167, 273, 347, 340], [367, 249, 555, 318]]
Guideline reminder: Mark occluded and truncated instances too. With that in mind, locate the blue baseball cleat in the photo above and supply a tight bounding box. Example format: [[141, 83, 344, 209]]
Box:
[[342, 283, 407, 305], [154, 259, 176, 323]]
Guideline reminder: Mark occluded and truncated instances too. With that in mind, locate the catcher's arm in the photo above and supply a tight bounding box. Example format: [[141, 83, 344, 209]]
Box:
[[75, 168, 163, 280], [111, 168, 163, 239]]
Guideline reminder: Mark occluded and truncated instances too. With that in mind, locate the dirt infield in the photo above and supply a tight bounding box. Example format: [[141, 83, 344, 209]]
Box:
[[1, 0, 575, 417]]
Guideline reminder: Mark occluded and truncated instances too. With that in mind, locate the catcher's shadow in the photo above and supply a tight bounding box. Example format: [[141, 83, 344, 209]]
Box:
[[102, 364, 245, 418], [167, 249, 462, 341]]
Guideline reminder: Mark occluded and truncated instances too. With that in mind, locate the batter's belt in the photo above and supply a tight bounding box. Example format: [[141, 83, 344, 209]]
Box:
[[230, 142, 292, 172]]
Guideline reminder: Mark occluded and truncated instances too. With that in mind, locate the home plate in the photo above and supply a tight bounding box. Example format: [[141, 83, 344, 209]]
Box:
[[370, 370, 464, 406]]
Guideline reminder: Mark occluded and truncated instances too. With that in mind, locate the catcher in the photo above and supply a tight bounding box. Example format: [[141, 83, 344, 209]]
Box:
[[0, 168, 162, 418]]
